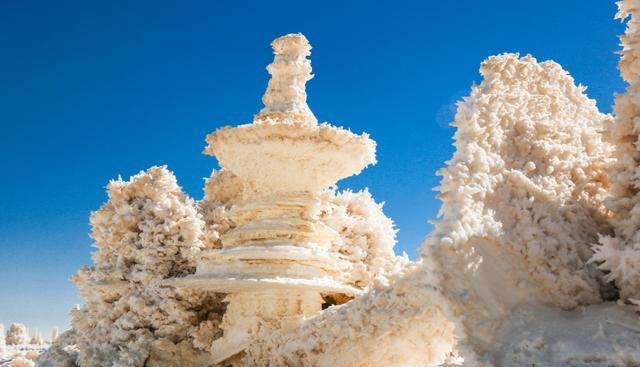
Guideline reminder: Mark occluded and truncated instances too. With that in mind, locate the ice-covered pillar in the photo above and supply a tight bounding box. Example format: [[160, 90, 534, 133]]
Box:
[[166, 33, 376, 364], [51, 327, 59, 343], [30, 328, 42, 345], [255, 33, 317, 125], [0, 323, 4, 360]]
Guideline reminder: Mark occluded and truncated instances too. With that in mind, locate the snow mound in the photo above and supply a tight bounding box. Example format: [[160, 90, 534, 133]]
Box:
[[592, 0, 640, 311], [421, 53, 615, 363], [69, 166, 226, 367], [491, 302, 640, 366]]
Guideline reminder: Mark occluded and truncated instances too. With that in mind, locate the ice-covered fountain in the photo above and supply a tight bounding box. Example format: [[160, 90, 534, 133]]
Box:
[[166, 33, 376, 363]]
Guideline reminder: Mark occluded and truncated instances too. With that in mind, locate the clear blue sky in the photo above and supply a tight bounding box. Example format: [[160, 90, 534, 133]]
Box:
[[0, 1, 626, 338]]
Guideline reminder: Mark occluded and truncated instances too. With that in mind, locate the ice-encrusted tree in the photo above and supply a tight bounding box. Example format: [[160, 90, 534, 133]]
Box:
[[0, 323, 6, 359], [247, 53, 619, 367], [320, 188, 408, 289], [30, 329, 42, 345], [420, 52, 616, 363], [9, 357, 35, 367], [6, 323, 29, 345], [592, 0, 640, 309], [70, 166, 224, 367], [36, 330, 78, 367], [426, 53, 614, 306], [50, 328, 59, 343]]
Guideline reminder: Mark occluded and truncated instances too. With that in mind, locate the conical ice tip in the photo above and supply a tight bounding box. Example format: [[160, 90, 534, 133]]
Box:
[[272, 33, 312, 58], [255, 33, 318, 125]]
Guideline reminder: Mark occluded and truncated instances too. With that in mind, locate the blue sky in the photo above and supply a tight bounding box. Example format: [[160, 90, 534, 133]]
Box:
[[0, 1, 627, 338]]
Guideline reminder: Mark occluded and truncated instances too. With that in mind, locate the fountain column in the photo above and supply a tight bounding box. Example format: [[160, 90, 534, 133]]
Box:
[[166, 33, 376, 364]]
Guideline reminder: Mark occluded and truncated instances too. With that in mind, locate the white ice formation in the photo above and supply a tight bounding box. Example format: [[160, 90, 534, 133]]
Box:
[[592, 0, 640, 311], [0, 324, 5, 360], [233, 51, 622, 367], [0, 323, 48, 367], [255, 33, 317, 125], [5, 325, 28, 346], [165, 33, 395, 364], [420, 53, 617, 364], [35, 330, 78, 367], [28, 331, 41, 347], [32, 6, 640, 367], [49, 329, 58, 344], [8, 357, 34, 367], [67, 167, 225, 367], [490, 302, 640, 366], [240, 264, 456, 367]]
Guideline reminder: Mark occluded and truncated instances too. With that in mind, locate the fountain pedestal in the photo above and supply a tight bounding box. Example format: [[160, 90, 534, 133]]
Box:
[[166, 33, 376, 363]]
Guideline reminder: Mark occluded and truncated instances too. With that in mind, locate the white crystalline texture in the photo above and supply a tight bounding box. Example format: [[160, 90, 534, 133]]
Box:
[[179, 170, 405, 364], [198, 169, 243, 252], [255, 33, 317, 125], [8, 357, 34, 367], [204, 33, 376, 196], [421, 53, 615, 362], [319, 189, 409, 289], [174, 29, 410, 364], [240, 266, 457, 367], [243, 51, 623, 367], [5, 324, 29, 346], [49, 329, 58, 344], [33, 17, 640, 367], [427, 52, 613, 304], [2, 345, 47, 367], [197, 170, 406, 291], [592, 0, 640, 310], [28, 331, 41, 346], [0, 324, 5, 357], [67, 166, 226, 367], [204, 121, 376, 195], [1, 322, 47, 366], [36, 330, 78, 367], [490, 303, 640, 366]]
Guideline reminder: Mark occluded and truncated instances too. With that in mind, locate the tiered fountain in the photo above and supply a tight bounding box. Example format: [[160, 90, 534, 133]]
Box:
[[167, 33, 376, 363]]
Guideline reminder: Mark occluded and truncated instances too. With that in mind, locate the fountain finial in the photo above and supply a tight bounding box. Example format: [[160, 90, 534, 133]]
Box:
[[255, 33, 317, 125]]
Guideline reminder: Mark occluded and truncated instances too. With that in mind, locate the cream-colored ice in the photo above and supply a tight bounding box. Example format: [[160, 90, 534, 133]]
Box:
[[592, 0, 640, 311], [239, 265, 457, 367], [243, 53, 617, 367], [0, 324, 5, 360], [68, 167, 224, 367], [204, 35, 375, 196], [166, 33, 383, 364], [33, 15, 640, 367], [255, 33, 316, 125], [38, 34, 402, 367], [421, 53, 615, 364], [5, 324, 28, 346]]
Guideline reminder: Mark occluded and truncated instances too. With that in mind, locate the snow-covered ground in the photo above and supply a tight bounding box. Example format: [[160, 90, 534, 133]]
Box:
[[2, 302, 639, 367], [5, 2, 640, 367], [491, 302, 640, 366], [1, 344, 49, 367]]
